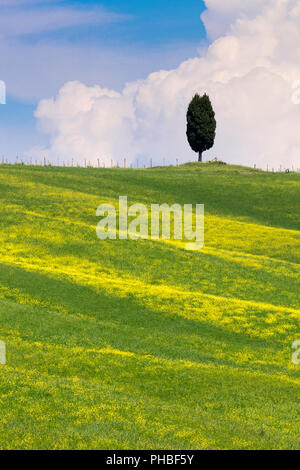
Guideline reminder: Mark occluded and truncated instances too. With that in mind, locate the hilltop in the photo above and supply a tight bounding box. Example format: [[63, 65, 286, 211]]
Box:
[[0, 162, 299, 449]]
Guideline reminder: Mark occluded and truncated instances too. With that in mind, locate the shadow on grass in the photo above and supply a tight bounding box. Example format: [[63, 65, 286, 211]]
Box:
[[0, 262, 295, 378]]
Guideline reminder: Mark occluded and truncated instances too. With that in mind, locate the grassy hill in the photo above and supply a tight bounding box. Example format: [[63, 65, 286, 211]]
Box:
[[0, 162, 299, 450]]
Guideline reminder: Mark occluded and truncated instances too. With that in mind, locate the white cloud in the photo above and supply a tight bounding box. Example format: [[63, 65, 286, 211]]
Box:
[[0, 0, 133, 102], [0, 3, 127, 38], [0, 0, 197, 103], [201, 0, 271, 40], [32, 0, 300, 169], [0, 0, 62, 5]]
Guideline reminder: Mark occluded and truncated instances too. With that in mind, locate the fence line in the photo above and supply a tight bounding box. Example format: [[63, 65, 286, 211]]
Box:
[[0, 155, 299, 173]]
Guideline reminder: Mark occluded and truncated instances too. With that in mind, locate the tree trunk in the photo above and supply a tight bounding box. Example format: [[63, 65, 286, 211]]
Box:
[[198, 151, 203, 162]]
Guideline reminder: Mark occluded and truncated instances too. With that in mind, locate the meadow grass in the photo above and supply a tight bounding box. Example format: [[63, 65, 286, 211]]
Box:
[[0, 162, 299, 449]]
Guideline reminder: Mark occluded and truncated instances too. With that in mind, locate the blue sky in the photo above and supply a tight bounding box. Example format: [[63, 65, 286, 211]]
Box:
[[0, 0, 207, 160], [40, 0, 207, 45]]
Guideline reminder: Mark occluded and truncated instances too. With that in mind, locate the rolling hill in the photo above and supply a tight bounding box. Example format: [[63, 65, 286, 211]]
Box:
[[0, 162, 299, 450]]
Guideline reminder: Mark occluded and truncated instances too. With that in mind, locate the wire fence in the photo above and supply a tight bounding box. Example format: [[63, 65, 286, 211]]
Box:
[[0, 155, 299, 173], [0, 156, 163, 169]]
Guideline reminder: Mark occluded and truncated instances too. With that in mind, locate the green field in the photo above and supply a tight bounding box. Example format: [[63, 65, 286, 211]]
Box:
[[0, 162, 299, 450]]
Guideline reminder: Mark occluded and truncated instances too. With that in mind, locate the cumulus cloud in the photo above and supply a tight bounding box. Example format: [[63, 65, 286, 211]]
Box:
[[201, 0, 271, 40], [33, 0, 300, 169]]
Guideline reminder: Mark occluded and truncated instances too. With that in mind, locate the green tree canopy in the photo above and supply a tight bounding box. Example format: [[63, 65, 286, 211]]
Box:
[[186, 93, 216, 162]]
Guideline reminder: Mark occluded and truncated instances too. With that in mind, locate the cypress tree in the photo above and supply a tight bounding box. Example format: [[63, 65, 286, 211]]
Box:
[[186, 93, 216, 162]]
